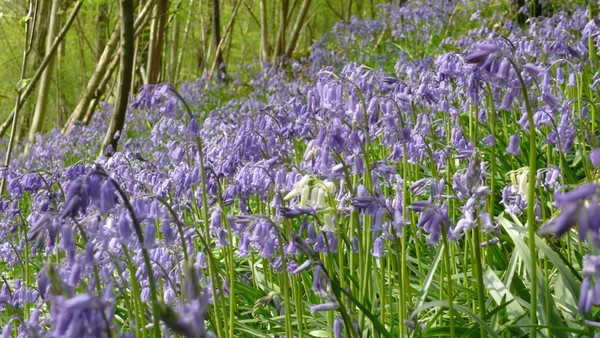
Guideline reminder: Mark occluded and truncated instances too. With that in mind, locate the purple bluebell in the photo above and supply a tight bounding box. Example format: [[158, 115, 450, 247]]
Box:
[[334, 317, 344, 338], [371, 237, 386, 258], [539, 184, 599, 240], [578, 255, 600, 314], [466, 44, 500, 64], [524, 63, 542, 78], [1, 324, 9, 338], [541, 92, 560, 108], [590, 148, 600, 168], [554, 183, 598, 208], [118, 213, 132, 241], [99, 180, 116, 212], [160, 263, 210, 337], [310, 302, 338, 314], [506, 134, 521, 156]]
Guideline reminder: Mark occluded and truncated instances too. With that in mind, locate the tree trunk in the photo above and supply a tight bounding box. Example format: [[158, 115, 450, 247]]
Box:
[[147, 0, 169, 84], [239, 3, 253, 65], [273, 0, 288, 60], [346, 0, 352, 21], [211, 0, 226, 80], [285, 0, 311, 58], [197, 0, 210, 74], [64, 22, 120, 129], [176, 0, 195, 83], [1, 1, 36, 195], [86, 7, 152, 125], [62, 0, 155, 135], [0, 1, 83, 138], [101, 0, 135, 156], [207, 0, 242, 83], [27, 0, 51, 74], [259, 0, 270, 63], [84, 52, 120, 124], [167, 5, 180, 83], [17, 0, 51, 139], [95, 3, 110, 61], [26, 0, 60, 152]]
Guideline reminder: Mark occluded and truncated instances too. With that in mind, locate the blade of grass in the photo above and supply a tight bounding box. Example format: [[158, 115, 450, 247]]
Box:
[[498, 215, 569, 338], [484, 267, 529, 334]]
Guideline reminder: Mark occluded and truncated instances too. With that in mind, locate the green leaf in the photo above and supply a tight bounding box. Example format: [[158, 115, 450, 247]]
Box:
[[498, 215, 570, 338], [15, 78, 30, 92], [411, 300, 497, 337], [535, 235, 580, 305], [422, 326, 469, 337], [484, 267, 529, 334], [332, 282, 392, 337], [414, 241, 444, 311]]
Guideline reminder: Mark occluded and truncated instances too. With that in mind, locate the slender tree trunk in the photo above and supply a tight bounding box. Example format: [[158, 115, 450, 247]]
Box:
[[0, 2, 35, 195], [96, 3, 110, 61], [101, 0, 136, 156], [65, 22, 120, 128], [26, 0, 60, 152], [167, 7, 180, 83], [285, 0, 311, 58], [86, 6, 152, 125], [176, 0, 195, 82], [346, 0, 352, 21], [18, 0, 50, 140], [211, 0, 226, 79], [197, 0, 210, 73], [84, 52, 120, 124], [62, 0, 154, 134], [0, 1, 83, 138], [239, 2, 253, 65], [133, 25, 143, 86], [259, 0, 270, 63], [207, 0, 242, 83], [273, 0, 288, 60], [147, 0, 169, 84], [27, 0, 50, 74]]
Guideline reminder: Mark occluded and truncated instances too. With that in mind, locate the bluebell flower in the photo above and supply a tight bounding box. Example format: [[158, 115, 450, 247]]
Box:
[[159, 263, 211, 338], [161, 219, 176, 245], [99, 180, 116, 212], [524, 63, 542, 78], [539, 184, 599, 241], [1, 324, 10, 338], [310, 302, 338, 314], [143, 222, 156, 249], [334, 317, 344, 338], [590, 148, 600, 168], [578, 255, 600, 314], [541, 92, 560, 108], [466, 44, 500, 64], [554, 183, 598, 208], [371, 236, 386, 258], [506, 134, 521, 156], [118, 212, 132, 241]]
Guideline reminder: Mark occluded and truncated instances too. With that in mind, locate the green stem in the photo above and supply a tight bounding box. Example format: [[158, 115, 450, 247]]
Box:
[[107, 177, 160, 337], [473, 219, 486, 338], [195, 139, 225, 337], [508, 57, 538, 335], [277, 231, 293, 338], [441, 228, 455, 337], [484, 83, 497, 217]]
